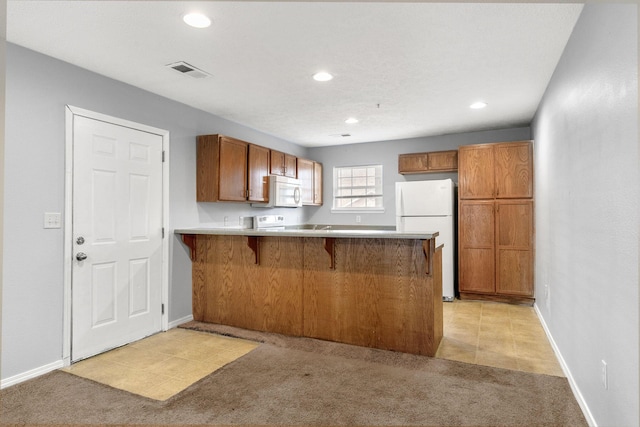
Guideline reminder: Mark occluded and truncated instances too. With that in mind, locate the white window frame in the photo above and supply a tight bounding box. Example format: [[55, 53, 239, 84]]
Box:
[[331, 164, 385, 213]]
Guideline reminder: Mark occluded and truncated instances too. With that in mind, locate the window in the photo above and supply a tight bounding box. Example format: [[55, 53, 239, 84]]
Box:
[[332, 165, 384, 212]]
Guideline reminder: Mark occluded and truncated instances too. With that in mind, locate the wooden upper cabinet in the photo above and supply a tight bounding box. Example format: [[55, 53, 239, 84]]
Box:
[[313, 162, 323, 205], [494, 142, 533, 198], [428, 150, 458, 171], [248, 144, 270, 202], [459, 141, 532, 199], [284, 154, 297, 178], [458, 144, 495, 199], [270, 150, 297, 178], [297, 158, 322, 206], [219, 138, 249, 201], [197, 134, 248, 202], [398, 153, 428, 174], [197, 134, 321, 204], [398, 150, 458, 174], [297, 158, 314, 205]]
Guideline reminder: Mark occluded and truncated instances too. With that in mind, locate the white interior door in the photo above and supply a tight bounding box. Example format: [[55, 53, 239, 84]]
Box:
[[72, 116, 163, 362]]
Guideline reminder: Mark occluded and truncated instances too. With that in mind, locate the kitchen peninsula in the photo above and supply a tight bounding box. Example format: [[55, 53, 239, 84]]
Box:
[[175, 227, 443, 356]]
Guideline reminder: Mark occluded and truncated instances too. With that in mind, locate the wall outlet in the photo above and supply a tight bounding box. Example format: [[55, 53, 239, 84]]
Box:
[[601, 360, 608, 390], [355, 215, 361, 223], [43, 212, 62, 229]]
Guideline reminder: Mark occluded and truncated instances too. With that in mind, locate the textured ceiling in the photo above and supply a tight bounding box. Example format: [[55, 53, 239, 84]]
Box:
[[7, 1, 584, 147]]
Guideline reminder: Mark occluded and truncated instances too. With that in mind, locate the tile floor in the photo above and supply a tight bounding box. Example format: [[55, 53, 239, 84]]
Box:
[[436, 299, 565, 377], [62, 328, 259, 400]]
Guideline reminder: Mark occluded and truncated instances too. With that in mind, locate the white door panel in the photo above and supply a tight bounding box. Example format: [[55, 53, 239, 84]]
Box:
[[72, 116, 163, 362]]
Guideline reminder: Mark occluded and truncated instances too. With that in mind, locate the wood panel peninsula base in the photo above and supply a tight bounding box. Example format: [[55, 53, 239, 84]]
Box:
[[177, 230, 443, 357]]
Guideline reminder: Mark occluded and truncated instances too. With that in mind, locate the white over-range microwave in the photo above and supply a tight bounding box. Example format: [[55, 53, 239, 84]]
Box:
[[252, 175, 302, 208]]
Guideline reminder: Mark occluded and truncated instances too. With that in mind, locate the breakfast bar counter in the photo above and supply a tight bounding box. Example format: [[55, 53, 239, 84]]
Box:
[[176, 227, 443, 356]]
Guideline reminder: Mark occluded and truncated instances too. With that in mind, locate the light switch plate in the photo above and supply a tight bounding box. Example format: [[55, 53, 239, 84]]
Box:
[[44, 212, 62, 229]]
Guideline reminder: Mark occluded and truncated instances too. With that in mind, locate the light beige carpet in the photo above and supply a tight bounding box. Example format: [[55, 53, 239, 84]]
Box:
[[62, 328, 258, 400]]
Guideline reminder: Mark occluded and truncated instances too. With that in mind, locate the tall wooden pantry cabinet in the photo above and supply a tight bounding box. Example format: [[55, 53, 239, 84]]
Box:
[[458, 140, 534, 304]]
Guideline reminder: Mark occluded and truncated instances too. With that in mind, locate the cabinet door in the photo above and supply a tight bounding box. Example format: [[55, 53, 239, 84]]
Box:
[[297, 158, 314, 205], [496, 200, 533, 296], [270, 150, 284, 175], [398, 153, 429, 174], [428, 150, 458, 172], [458, 145, 495, 199], [271, 151, 297, 177], [495, 142, 533, 198], [218, 137, 248, 201], [248, 144, 270, 202], [313, 162, 323, 205], [459, 201, 495, 294], [284, 154, 297, 178], [196, 135, 220, 202]]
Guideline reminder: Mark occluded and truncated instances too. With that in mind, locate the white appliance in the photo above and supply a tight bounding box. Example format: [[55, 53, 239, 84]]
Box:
[[396, 179, 456, 301], [252, 175, 302, 208], [253, 214, 286, 230]]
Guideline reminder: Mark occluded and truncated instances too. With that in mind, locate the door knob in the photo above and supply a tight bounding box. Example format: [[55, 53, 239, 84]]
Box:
[[76, 236, 85, 245], [76, 252, 88, 261]]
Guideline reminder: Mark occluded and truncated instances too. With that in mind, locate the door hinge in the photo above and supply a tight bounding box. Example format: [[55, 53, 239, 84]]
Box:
[[162, 151, 165, 163], [161, 303, 165, 315]]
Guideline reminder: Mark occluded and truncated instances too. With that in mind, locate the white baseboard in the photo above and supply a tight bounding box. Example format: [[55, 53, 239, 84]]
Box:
[[534, 303, 597, 427], [168, 314, 194, 330], [0, 359, 64, 389]]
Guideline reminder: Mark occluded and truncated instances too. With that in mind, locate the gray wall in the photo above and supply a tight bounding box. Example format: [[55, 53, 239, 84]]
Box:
[[307, 127, 531, 226], [531, 4, 638, 426], [1, 43, 310, 380]]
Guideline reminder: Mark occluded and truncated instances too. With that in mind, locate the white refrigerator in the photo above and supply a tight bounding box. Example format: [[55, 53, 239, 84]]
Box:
[[395, 179, 456, 301]]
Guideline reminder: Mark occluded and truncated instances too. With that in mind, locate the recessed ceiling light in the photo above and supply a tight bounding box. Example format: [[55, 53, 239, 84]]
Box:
[[345, 118, 359, 124], [470, 101, 488, 109], [183, 13, 211, 28], [313, 71, 334, 82]]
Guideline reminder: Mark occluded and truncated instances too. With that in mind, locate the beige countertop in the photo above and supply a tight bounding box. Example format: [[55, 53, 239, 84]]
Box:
[[174, 225, 438, 240]]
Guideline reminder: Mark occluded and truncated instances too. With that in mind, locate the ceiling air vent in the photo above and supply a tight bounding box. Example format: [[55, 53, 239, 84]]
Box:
[[166, 61, 211, 79]]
